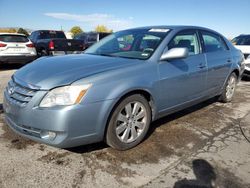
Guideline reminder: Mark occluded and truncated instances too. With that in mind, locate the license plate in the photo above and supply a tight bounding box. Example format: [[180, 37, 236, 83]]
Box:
[[8, 48, 24, 53], [52, 51, 65, 56]]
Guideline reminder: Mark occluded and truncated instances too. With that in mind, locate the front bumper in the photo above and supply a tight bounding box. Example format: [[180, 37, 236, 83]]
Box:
[[3, 90, 114, 148], [0, 55, 37, 64]]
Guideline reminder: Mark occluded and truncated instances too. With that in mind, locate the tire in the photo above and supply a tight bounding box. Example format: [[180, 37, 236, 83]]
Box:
[[38, 49, 48, 57], [105, 94, 151, 150], [219, 72, 237, 103]]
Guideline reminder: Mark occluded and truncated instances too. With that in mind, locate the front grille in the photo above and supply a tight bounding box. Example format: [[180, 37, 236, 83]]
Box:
[[244, 54, 249, 59], [5, 79, 37, 107]]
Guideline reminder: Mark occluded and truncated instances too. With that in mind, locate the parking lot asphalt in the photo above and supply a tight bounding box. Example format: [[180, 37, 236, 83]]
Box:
[[0, 65, 250, 188]]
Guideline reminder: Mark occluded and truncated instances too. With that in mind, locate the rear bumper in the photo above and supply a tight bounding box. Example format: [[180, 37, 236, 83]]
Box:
[[49, 50, 82, 56], [0, 55, 37, 64]]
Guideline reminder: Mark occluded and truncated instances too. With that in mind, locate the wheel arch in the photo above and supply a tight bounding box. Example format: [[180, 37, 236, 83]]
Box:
[[232, 69, 239, 79], [103, 89, 156, 141]]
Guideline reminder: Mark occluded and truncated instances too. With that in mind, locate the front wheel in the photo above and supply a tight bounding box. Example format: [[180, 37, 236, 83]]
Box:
[[105, 94, 151, 150], [219, 72, 237, 103]]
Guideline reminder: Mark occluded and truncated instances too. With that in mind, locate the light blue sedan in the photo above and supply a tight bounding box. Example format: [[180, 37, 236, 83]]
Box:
[[3, 26, 245, 150]]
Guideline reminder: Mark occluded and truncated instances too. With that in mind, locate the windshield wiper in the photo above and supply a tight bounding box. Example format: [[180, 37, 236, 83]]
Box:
[[85, 53, 116, 57], [98, 53, 118, 57]]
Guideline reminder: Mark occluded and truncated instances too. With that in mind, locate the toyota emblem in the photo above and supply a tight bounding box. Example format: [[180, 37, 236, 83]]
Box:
[[8, 86, 15, 95]]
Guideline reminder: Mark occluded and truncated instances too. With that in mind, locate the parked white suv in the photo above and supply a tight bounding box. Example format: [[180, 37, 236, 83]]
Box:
[[232, 35, 250, 77], [0, 33, 37, 64]]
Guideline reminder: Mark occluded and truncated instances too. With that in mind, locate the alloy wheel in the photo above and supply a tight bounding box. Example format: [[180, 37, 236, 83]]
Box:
[[115, 101, 147, 143], [226, 75, 236, 100]]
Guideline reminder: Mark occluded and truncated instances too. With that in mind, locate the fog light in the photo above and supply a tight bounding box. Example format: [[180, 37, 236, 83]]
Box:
[[40, 131, 57, 140]]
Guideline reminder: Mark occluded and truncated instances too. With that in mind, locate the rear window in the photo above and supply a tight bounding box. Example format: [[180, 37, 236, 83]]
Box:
[[39, 31, 66, 39], [74, 34, 86, 40], [87, 34, 97, 42], [0, 35, 29, 43]]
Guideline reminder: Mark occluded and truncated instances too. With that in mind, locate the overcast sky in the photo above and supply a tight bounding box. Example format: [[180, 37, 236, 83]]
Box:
[[0, 0, 249, 38]]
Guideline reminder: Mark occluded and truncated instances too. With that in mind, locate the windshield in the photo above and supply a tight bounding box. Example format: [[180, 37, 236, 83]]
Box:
[[84, 28, 170, 60], [232, 36, 250, 45]]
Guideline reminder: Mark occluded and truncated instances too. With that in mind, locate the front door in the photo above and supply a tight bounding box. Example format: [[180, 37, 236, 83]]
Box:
[[158, 30, 207, 111]]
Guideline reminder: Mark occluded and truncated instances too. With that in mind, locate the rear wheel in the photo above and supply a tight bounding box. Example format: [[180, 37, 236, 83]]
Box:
[[106, 94, 151, 150], [219, 72, 237, 103], [38, 49, 48, 57]]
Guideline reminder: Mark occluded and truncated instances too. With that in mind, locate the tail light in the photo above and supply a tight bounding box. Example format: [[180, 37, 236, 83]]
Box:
[[49, 40, 54, 50], [26, 43, 35, 48], [0, 43, 7, 47]]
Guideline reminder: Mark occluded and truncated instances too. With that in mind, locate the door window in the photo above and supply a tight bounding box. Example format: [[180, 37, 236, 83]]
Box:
[[168, 30, 200, 56], [201, 31, 228, 52]]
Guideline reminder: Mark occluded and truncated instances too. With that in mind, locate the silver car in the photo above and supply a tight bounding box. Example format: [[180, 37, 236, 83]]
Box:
[[3, 26, 245, 150]]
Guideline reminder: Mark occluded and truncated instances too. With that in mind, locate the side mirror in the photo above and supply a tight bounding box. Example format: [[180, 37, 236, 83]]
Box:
[[160, 47, 189, 61]]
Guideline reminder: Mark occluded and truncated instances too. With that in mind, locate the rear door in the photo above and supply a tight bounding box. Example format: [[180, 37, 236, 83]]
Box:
[[199, 30, 231, 94], [158, 30, 207, 110]]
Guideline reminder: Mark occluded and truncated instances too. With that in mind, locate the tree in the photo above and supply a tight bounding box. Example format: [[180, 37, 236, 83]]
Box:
[[17, 28, 29, 36], [70, 26, 83, 37], [9, 28, 16, 33], [95, 25, 112, 33], [0, 28, 16, 33]]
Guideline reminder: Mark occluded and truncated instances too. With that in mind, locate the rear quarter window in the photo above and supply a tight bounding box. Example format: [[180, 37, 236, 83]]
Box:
[[0, 35, 29, 43]]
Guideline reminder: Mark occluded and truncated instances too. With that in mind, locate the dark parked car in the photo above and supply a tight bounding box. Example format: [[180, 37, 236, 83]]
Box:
[[29, 30, 84, 56], [3, 26, 245, 150], [74, 32, 111, 49]]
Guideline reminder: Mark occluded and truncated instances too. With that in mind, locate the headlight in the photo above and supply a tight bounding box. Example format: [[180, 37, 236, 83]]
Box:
[[39, 84, 91, 107]]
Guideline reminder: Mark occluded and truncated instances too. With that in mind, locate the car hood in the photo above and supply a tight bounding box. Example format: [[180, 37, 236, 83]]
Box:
[[14, 54, 140, 90]]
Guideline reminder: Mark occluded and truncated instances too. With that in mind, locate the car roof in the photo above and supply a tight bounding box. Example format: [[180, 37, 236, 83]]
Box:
[[77, 32, 110, 35], [238, 34, 250, 37], [123, 25, 219, 33], [0, 33, 27, 36], [32, 30, 64, 33]]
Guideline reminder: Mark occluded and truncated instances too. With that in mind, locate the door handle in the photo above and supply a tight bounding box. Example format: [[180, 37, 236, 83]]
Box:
[[198, 64, 206, 69], [227, 59, 232, 63]]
